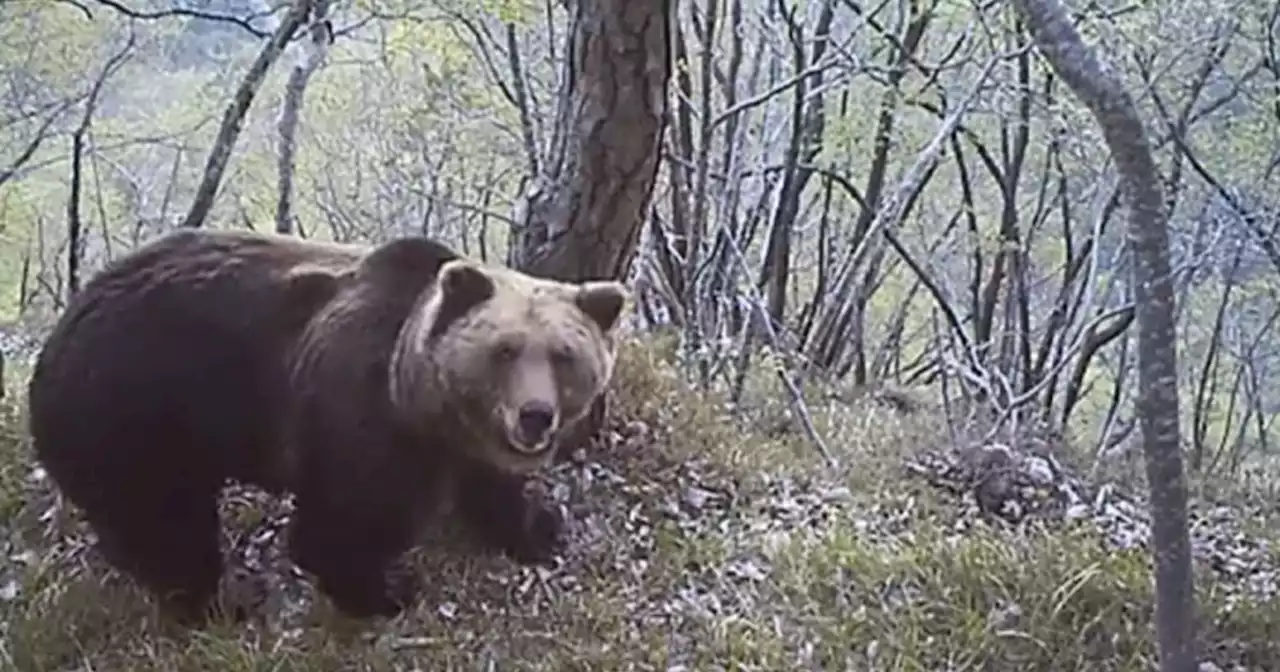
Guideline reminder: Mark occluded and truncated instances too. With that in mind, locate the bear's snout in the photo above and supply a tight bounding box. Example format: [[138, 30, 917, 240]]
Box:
[[517, 400, 557, 439], [506, 400, 559, 452]]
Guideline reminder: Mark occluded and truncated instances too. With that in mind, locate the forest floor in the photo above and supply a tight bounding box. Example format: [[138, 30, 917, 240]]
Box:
[[1, 336, 1278, 671]]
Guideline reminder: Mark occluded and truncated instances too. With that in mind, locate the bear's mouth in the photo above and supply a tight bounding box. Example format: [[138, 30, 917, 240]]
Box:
[[503, 429, 556, 456], [483, 429, 559, 476], [499, 403, 561, 456]]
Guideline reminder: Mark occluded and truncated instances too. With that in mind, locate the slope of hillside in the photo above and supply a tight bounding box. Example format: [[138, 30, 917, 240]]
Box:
[[0, 337, 1277, 671]]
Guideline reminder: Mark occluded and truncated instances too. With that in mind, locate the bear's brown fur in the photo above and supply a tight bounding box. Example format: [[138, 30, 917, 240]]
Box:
[[281, 255, 628, 618], [27, 227, 628, 624]]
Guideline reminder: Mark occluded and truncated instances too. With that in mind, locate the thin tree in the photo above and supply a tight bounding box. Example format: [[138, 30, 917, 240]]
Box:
[[275, 1, 334, 236], [1010, 1, 1197, 670], [181, 0, 314, 229]]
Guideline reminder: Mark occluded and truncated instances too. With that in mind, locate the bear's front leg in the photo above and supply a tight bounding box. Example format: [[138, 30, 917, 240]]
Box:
[[454, 462, 565, 564], [287, 493, 421, 619]]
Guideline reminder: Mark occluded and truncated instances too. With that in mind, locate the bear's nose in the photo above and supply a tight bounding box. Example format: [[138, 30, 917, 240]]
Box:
[[517, 401, 556, 439]]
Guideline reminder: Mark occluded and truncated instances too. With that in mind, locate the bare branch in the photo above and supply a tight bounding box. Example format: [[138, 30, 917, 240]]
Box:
[[275, 1, 334, 235], [86, 0, 276, 38], [67, 27, 137, 297], [180, 0, 315, 230]]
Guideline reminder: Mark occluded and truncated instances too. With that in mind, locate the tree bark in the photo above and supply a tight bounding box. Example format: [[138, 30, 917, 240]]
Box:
[[508, 0, 671, 284], [507, 0, 671, 455], [1010, 1, 1196, 671]]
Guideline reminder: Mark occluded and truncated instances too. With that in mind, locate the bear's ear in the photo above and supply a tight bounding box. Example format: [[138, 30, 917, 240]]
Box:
[[276, 266, 344, 333], [431, 260, 496, 331], [575, 281, 628, 333], [360, 237, 461, 286]]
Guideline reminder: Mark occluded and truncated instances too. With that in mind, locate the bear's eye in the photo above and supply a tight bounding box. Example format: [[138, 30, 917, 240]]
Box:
[[550, 345, 576, 368], [492, 342, 520, 363]]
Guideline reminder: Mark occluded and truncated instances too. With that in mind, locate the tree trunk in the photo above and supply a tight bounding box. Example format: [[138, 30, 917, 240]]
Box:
[[508, 0, 671, 283], [508, 0, 672, 455], [1010, 1, 1196, 671]]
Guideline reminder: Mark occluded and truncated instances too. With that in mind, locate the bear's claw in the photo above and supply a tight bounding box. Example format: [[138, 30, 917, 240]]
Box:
[[317, 563, 422, 620], [504, 499, 566, 565]]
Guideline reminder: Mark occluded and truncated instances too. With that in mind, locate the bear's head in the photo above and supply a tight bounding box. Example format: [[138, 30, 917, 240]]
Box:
[[391, 258, 629, 474]]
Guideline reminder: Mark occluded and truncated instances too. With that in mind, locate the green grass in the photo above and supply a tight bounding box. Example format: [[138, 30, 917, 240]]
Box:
[[0, 337, 1277, 671]]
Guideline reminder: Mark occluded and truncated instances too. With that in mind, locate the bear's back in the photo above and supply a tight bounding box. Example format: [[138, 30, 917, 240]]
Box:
[[27, 228, 362, 491]]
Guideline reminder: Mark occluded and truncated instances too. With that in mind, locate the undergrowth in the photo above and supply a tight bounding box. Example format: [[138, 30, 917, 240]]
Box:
[[0, 337, 1276, 671]]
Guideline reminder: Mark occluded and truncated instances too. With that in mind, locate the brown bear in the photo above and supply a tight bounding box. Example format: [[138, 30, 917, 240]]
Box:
[[280, 245, 628, 619], [26, 227, 628, 625]]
